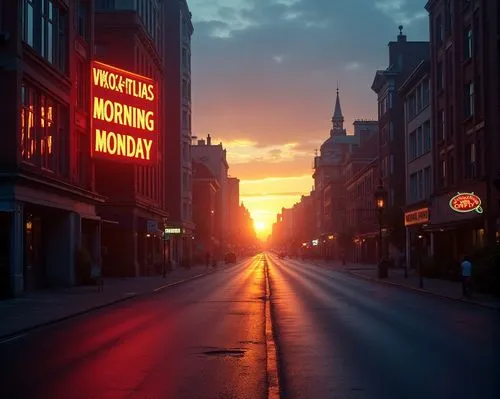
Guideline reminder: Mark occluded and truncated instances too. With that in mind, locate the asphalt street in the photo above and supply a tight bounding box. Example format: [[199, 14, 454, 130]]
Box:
[[0, 257, 268, 399], [266, 254, 500, 399], [1, 254, 499, 399]]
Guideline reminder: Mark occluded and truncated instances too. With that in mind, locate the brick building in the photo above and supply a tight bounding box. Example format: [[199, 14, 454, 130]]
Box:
[[192, 160, 219, 263], [0, 0, 102, 297], [425, 0, 500, 261], [94, 1, 167, 276], [399, 60, 433, 269], [371, 27, 429, 255], [162, 0, 195, 266]]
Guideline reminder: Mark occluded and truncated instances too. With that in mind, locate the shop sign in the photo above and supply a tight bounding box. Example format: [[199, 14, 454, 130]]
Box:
[[404, 207, 429, 226], [164, 227, 182, 234], [91, 61, 158, 164], [449, 192, 483, 214]]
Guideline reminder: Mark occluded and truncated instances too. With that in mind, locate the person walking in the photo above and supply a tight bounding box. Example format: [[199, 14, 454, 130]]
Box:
[[461, 255, 473, 298]]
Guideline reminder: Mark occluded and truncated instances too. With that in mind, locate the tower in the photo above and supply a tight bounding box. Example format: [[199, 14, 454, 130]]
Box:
[[331, 83, 345, 136]]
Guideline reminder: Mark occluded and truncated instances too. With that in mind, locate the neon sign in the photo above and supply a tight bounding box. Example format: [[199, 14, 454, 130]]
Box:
[[449, 192, 483, 214], [91, 61, 158, 164]]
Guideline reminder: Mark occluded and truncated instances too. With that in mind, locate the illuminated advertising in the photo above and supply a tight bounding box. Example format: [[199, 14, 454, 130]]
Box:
[[404, 208, 429, 226], [91, 61, 158, 164], [449, 192, 483, 214]]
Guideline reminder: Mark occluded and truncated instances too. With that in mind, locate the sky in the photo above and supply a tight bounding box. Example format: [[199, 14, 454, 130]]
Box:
[[189, 0, 430, 240]]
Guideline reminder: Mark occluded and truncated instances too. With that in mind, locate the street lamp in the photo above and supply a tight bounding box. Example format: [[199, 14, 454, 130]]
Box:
[[162, 217, 168, 278], [374, 180, 387, 278]]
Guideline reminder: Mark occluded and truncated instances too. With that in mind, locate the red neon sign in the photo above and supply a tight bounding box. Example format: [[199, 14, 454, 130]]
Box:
[[90, 61, 158, 164], [449, 192, 483, 214]]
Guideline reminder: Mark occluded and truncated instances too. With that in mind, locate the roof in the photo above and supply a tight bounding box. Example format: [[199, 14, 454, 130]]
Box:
[[399, 59, 430, 96]]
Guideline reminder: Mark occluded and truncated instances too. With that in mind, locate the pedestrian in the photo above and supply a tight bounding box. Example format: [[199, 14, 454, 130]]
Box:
[[461, 255, 473, 298]]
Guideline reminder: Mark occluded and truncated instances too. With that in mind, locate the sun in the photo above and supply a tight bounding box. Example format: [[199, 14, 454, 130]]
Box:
[[254, 220, 266, 232]]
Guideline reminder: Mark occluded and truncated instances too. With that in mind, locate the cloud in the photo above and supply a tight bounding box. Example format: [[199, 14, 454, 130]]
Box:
[[273, 55, 284, 63], [345, 61, 361, 71], [374, 0, 428, 26]]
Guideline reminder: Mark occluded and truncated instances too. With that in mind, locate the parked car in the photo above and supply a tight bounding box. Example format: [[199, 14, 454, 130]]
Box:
[[224, 252, 237, 264]]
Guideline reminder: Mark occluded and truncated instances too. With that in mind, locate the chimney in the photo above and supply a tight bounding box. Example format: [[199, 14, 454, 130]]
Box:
[[207, 134, 212, 145], [197, 139, 205, 145], [397, 25, 407, 42]]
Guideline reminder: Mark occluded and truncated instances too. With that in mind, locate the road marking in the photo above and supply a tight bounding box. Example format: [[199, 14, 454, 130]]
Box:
[[264, 256, 281, 399]]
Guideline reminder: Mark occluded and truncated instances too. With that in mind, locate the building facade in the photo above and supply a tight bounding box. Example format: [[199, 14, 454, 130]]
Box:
[[345, 159, 380, 263], [94, 0, 167, 276], [161, 0, 195, 266], [399, 60, 433, 269], [191, 135, 229, 260], [371, 27, 429, 256], [192, 160, 219, 263], [226, 177, 240, 250], [0, 0, 103, 297], [425, 0, 500, 261]]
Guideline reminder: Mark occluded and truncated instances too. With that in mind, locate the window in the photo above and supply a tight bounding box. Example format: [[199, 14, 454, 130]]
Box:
[[390, 155, 394, 175], [183, 171, 188, 190], [417, 126, 423, 157], [409, 131, 417, 160], [408, 92, 416, 119], [440, 159, 447, 187], [22, 0, 68, 73], [475, 76, 482, 117], [416, 85, 422, 112], [437, 110, 445, 141], [435, 15, 443, 43], [20, 82, 68, 176], [182, 109, 188, 129], [445, 0, 452, 35], [76, 57, 88, 111], [422, 79, 430, 108], [464, 27, 472, 59], [389, 122, 394, 141], [465, 82, 474, 117], [77, 1, 90, 42], [22, 0, 35, 47], [410, 173, 418, 202], [465, 142, 477, 179], [437, 62, 443, 91], [423, 121, 431, 153], [448, 106, 454, 139], [418, 170, 424, 200], [424, 167, 431, 197]]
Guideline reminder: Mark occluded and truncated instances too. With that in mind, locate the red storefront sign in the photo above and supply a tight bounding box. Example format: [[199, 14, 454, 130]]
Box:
[[449, 192, 483, 214]]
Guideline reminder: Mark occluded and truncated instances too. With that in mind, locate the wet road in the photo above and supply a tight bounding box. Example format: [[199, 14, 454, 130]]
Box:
[[0, 257, 268, 399], [266, 254, 500, 399], [2, 254, 500, 399]]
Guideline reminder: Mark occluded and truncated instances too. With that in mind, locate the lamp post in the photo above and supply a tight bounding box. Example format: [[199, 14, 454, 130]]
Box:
[[374, 180, 387, 278], [162, 217, 168, 278]]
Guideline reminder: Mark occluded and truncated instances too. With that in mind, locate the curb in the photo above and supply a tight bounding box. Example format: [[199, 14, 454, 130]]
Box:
[[0, 265, 236, 344], [344, 270, 500, 311]]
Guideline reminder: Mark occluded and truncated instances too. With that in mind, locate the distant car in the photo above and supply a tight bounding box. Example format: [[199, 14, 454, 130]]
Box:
[[224, 252, 237, 264]]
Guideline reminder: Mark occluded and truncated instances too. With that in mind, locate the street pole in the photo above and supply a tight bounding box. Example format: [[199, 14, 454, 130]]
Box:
[[162, 233, 166, 278]]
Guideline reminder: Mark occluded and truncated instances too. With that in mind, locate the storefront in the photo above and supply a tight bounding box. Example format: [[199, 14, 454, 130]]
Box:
[[404, 205, 431, 270], [425, 183, 488, 262], [0, 190, 102, 298]]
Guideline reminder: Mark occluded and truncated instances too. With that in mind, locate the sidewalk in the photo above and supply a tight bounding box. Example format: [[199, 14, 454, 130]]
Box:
[[317, 260, 500, 310], [0, 263, 224, 340]]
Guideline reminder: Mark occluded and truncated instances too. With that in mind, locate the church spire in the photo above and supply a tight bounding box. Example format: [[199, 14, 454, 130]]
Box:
[[331, 83, 345, 136]]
